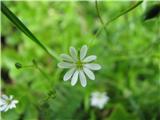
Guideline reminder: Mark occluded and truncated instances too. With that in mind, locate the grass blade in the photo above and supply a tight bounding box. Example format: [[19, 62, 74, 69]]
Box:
[[95, 1, 143, 37], [1, 2, 60, 61]]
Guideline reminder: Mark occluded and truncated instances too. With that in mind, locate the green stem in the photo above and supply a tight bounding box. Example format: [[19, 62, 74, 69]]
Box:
[[105, 1, 143, 26], [95, 0, 109, 40], [32, 59, 51, 87], [1, 2, 60, 61], [95, 0, 105, 25], [95, 1, 143, 37]]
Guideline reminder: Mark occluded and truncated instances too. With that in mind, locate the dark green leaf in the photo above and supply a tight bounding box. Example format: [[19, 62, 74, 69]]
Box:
[[108, 104, 138, 120]]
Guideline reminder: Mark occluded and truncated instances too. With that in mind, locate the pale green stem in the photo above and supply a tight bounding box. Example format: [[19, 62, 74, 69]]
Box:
[[95, 0, 108, 35], [32, 59, 51, 84], [95, 1, 143, 37]]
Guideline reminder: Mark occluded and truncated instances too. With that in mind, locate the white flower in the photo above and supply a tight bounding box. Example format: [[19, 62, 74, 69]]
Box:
[[58, 45, 101, 87], [91, 91, 109, 109], [0, 94, 19, 112]]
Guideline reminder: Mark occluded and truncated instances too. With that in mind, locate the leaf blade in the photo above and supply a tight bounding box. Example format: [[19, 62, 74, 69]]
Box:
[[1, 2, 59, 61]]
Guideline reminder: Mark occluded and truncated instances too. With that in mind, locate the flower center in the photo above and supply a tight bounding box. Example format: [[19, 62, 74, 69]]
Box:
[[76, 60, 83, 69], [6, 99, 12, 105], [97, 95, 103, 99]]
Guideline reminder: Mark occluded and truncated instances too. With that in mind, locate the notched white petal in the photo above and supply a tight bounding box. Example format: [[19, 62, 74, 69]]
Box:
[[10, 104, 16, 109], [83, 68, 95, 80], [71, 70, 79, 86], [2, 95, 8, 100], [83, 55, 97, 62], [63, 68, 75, 81], [0, 95, 18, 112], [79, 71, 87, 87], [58, 62, 74, 68], [80, 45, 88, 60], [0, 105, 7, 112], [0, 99, 6, 105], [85, 63, 101, 70], [11, 100, 18, 106], [9, 95, 13, 100], [70, 47, 78, 61], [60, 54, 74, 62], [4, 106, 9, 112]]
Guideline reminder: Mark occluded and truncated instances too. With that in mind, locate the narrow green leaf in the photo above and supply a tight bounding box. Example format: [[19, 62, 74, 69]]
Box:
[[106, 1, 143, 26], [1, 2, 60, 61], [108, 104, 130, 120], [95, 1, 143, 37]]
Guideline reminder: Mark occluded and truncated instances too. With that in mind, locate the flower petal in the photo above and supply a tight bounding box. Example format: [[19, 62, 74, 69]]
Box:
[[0, 104, 7, 112], [80, 45, 88, 60], [85, 63, 101, 70], [9, 104, 14, 109], [83, 67, 95, 80], [12, 100, 19, 104], [58, 62, 75, 68], [79, 70, 87, 87], [91, 91, 99, 97], [2, 95, 8, 100], [9, 95, 13, 100], [71, 70, 79, 86], [0, 99, 6, 105], [60, 54, 74, 62], [4, 105, 10, 112], [70, 47, 78, 61], [83, 55, 97, 62], [63, 68, 75, 81]]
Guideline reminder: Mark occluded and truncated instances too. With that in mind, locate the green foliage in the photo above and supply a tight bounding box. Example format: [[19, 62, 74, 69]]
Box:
[[1, 1, 159, 120], [1, 2, 59, 61], [107, 104, 133, 120]]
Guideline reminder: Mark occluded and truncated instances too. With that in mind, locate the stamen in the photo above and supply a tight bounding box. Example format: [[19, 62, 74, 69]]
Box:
[[76, 60, 83, 69]]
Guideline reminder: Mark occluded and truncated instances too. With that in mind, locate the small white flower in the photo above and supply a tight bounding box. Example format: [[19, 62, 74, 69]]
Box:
[[91, 91, 109, 109], [58, 45, 101, 87], [0, 94, 19, 112]]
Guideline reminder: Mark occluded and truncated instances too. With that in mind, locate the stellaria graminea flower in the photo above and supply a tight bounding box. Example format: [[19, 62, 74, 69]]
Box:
[[91, 91, 109, 109], [0, 94, 19, 112], [58, 45, 101, 87]]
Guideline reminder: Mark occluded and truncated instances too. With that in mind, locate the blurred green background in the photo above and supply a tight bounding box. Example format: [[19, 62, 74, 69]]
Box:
[[1, 1, 160, 120]]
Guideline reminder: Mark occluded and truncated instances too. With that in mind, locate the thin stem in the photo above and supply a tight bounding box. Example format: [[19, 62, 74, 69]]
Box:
[[95, 1, 143, 37], [22, 65, 35, 68], [32, 59, 51, 86], [95, 0, 105, 25], [95, 0, 109, 38], [105, 1, 143, 27]]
